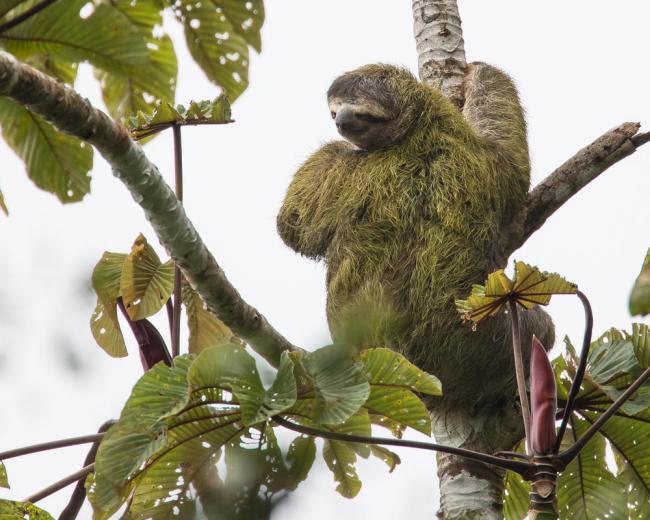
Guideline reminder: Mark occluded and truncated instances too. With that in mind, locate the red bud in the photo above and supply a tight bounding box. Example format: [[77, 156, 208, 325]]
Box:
[[530, 335, 557, 455]]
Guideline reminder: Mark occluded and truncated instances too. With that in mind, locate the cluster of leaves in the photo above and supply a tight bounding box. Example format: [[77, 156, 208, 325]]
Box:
[[504, 324, 650, 519], [456, 261, 578, 324], [126, 95, 232, 140], [86, 342, 441, 518], [0, 0, 262, 209], [90, 233, 237, 359]]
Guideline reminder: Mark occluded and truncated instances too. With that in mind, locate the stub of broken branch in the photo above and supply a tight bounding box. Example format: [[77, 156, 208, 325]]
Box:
[[0, 51, 299, 367], [502, 122, 649, 257]]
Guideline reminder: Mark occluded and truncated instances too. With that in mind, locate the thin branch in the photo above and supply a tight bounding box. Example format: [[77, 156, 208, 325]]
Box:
[[0, 51, 299, 368], [0, 0, 58, 34], [554, 290, 593, 452], [509, 300, 532, 454], [24, 464, 95, 504], [59, 420, 115, 520], [0, 433, 105, 460], [272, 416, 533, 477], [559, 364, 650, 466], [411, 0, 467, 107], [171, 124, 183, 359], [503, 123, 650, 255]]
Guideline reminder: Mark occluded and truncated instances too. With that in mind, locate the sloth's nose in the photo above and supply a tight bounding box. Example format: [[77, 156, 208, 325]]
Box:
[[335, 110, 356, 132]]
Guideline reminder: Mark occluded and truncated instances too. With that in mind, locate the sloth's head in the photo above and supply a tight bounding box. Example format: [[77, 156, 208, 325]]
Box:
[[327, 64, 422, 151]]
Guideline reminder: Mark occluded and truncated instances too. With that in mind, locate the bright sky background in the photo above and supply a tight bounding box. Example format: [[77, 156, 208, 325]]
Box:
[[1, 1, 650, 518]]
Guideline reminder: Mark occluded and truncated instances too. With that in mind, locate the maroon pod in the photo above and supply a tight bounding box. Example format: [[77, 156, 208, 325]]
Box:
[[530, 335, 557, 455]]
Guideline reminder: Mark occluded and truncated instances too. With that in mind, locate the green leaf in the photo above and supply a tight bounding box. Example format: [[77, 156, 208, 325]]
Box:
[[182, 281, 238, 354], [95, 0, 177, 120], [25, 53, 78, 84], [322, 439, 361, 499], [0, 0, 25, 18], [90, 252, 127, 357], [0, 98, 92, 203], [630, 248, 650, 316], [360, 348, 440, 435], [369, 445, 401, 473], [285, 435, 316, 491], [557, 416, 627, 519], [176, 0, 251, 101], [0, 189, 7, 215], [0, 500, 54, 519], [120, 234, 174, 320], [631, 322, 650, 368], [457, 261, 576, 324], [301, 344, 370, 425], [0, 461, 7, 488], [503, 471, 529, 520], [189, 345, 296, 425], [216, 0, 264, 52], [90, 357, 192, 518], [1, 0, 148, 74]]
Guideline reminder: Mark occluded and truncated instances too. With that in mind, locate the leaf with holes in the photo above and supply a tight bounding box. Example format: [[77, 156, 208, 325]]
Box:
[[120, 234, 174, 320], [285, 435, 317, 492], [0, 98, 92, 203], [360, 348, 440, 435], [188, 345, 296, 425], [0, 500, 54, 519], [0, 461, 7, 488], [90, 251, 127, 356], [456, 261, 576, 324], [175, 0, 251, 101]]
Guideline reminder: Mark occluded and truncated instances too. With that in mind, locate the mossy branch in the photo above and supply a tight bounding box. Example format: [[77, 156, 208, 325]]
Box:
[[412, 0, 467, 107], [502, 122, 650, 257], [0, 51, 298, 367]]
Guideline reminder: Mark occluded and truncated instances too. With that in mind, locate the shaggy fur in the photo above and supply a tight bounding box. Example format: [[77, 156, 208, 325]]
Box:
[[277, 63, 553, 410]]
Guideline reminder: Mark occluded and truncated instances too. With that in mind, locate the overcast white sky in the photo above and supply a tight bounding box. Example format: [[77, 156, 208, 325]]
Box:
[[1, 1, 650, 518]]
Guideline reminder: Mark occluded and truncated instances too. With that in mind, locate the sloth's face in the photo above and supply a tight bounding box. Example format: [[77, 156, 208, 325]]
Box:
[[327, 96, 399, 151]]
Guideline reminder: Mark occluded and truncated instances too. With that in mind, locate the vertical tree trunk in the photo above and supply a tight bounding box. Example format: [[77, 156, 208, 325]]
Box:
[[411, 0, 467, 107], [432, 407, 523, 519]]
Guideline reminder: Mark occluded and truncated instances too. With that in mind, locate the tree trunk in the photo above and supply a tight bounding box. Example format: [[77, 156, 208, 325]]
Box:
[[432, 407, 524, 519]]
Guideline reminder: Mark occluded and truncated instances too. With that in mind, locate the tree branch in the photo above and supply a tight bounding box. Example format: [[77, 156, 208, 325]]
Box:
[[0, 433, 105, 460], [412, 0, 467, 107], [502, 122, 650, 256], [0, 0, 58, 34], [0, 51, 298, 368], [24, 464, 95, 504]]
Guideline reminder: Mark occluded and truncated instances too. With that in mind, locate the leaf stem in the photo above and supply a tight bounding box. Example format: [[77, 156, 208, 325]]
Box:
[[509, 299, 532, 454], [558, 363, 650, 466], [24, 463, 94, 504], [171, 124, 183, 359], [554, 290, 593, 453], [273, 416, 533, 477], [0, 0, 58, 33], [0, 433, 105, 461]]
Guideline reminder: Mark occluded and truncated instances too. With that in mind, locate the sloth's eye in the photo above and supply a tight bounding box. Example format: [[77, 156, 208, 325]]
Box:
[[330, 111, 336, 119]]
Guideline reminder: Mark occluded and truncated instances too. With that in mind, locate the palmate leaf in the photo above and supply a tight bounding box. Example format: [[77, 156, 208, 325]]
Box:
[[0, 98, 92, 203], [630, 247, 650, 317], [301, 344, 370, 425], [360, 348, 441, 435], [89, 356, 192, 518], [631, 322, 650, 368], [0, 500, 54, 519], [95, 0, 177, 120], [174, 0, 251, 101], [0, 0, 148, 74], [120, 234, 174, 320], [217, 0, 264, 53], [456, 261, 576, 324], [182, 281, 239, 354], [503, 471, 530, 520], [90, 252, 127, 357], [285, 434, 317, 491], [188, 345, 297, 425], [557, 416, 627, 519]]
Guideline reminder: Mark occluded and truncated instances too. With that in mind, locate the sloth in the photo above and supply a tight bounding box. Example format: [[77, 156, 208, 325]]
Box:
[[277, 63, 553, 410]]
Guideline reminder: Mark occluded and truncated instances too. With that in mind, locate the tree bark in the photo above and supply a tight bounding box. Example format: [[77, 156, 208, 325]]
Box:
[[0, 51, 298, 368], [412, 0, 467, 107]]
